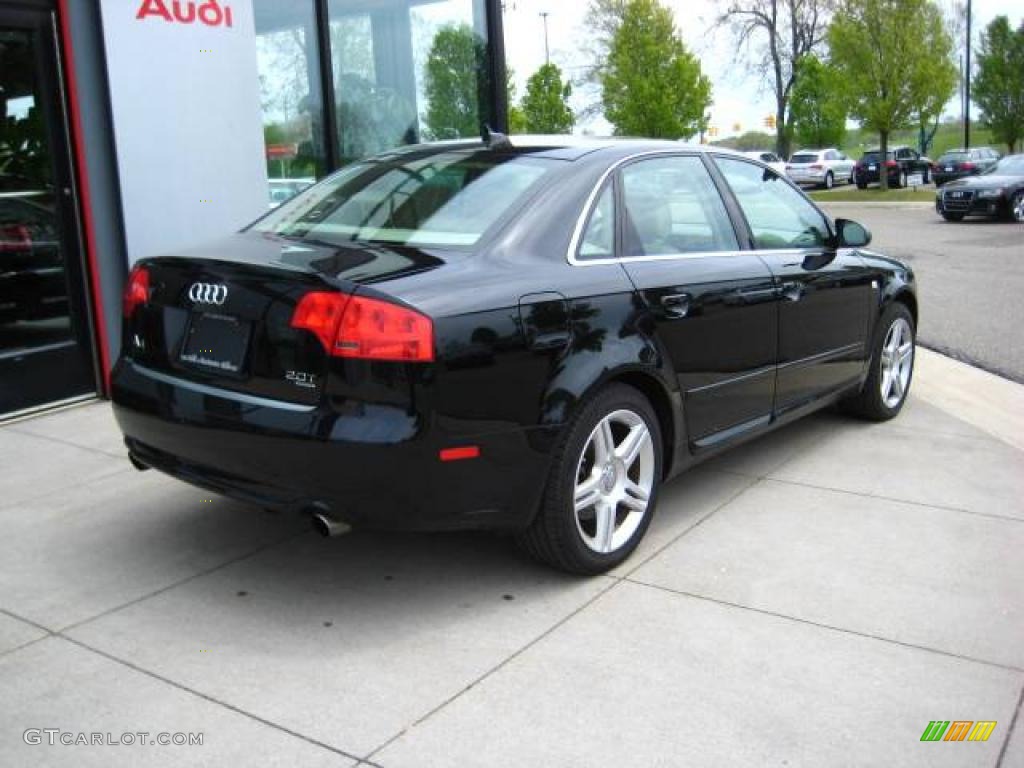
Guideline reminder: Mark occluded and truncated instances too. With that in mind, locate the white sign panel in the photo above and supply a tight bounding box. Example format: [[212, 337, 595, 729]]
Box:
[[100, 0, 268, 262]]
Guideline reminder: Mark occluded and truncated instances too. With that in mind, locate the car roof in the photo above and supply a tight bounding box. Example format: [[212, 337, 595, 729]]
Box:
[[383, 135, 743, 162]]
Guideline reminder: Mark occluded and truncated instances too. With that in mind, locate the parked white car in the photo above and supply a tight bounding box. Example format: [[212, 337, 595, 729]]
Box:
[[786, 148, 856, 189], [742, 150, 787, 175]]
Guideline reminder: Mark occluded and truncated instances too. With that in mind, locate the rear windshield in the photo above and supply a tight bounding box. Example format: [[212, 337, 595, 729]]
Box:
[[861, 151, 893, 163], [790, 153, 819, 163], [251, 151, 557, 248], [938, 152, 970, 163]]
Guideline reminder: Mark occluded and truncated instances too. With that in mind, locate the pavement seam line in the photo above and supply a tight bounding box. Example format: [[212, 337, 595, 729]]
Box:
[[995, 683, 1024, 768], [362, 575, 622, 762], [624, 577, 1024, 674], [58, 634, 361, 762], [617, 474, 763, 578], [761, 475, 1024, 525], [4, 423, 128, 459], [58, 528, 312, 634]]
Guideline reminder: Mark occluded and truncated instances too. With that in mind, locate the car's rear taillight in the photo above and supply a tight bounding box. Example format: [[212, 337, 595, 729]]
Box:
[[961, 161, 976, 170], [291, 291, 434, 362], [122, 265, 150, 318], [0, 224, 32, 253], [810, 164, 823, 170], [885, 160, 898, 168]]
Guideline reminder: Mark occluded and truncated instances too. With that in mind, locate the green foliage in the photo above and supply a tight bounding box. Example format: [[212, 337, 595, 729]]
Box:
[[601, 0, 711, 138], [790, 55, 848, 150], [424, 24, 484, 140], [711, 130, 777, 151], [506, 68, 529, 134], [522, 64, 575, 134], [829, 0, 957, 189], [972, 16, 1024, 153]]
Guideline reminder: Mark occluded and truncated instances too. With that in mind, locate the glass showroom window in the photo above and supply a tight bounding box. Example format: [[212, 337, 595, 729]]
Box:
[[328, 0, 491, 163], [254, 0, 327, 209]]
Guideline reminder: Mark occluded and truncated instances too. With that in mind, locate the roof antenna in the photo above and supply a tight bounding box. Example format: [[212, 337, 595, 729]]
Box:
[[481, 124, 513, 150]]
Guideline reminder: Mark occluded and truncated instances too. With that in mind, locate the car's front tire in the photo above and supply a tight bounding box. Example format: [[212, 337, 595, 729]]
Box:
[[824, 171, 834, 190], [517, 384, 662, 575], [1010, 191, 1024, 223], [841, 303, 915, 421]]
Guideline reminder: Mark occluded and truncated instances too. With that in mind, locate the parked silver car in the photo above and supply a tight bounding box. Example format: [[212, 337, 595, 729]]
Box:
[[786, 148, 856, 189]]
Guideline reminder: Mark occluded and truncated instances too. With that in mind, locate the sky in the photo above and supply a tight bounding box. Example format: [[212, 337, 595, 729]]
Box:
[[500, 0, 1024, 140]]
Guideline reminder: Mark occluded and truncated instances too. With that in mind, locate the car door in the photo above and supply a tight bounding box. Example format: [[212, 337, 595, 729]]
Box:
[[712, 155, 874, 415], [837, 151, 854, 179], [608, 154, 779, 448]]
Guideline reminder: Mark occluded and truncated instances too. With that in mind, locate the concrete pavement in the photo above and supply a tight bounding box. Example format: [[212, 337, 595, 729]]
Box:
[[1, 350, 1022, 767]]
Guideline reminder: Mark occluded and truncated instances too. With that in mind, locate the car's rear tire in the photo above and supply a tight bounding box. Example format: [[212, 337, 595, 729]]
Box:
[[1010, 191, 1024, 223], [941, 212, 965, 221], [841, 303, 915, 421], [516, 384, 662, 575], [856, 181, 867, 190], [824, 171, 834, 190]]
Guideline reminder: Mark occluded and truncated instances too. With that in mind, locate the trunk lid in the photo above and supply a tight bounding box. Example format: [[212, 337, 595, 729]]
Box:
[[126, 232, 451, 405]]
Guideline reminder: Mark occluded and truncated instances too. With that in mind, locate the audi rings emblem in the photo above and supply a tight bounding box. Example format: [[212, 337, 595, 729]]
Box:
[[188, 282, 228, 305]]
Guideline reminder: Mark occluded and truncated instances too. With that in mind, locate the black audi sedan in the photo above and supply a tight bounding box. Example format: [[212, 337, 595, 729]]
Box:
[[112, 137, 918, 574], [935, 153, 1024, 222]]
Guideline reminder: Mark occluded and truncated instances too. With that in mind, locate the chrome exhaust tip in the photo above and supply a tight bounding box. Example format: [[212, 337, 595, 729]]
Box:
[[128, 454, 150, 472], [311, 511, 351, 538]]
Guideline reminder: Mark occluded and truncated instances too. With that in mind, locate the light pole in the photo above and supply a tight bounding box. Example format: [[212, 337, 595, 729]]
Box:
[[539, 11, 550, 65], [964, 0, 972, 149]]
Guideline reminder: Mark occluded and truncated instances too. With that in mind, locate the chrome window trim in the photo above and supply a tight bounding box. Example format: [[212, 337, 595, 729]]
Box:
[[567, 149, 741, 267]]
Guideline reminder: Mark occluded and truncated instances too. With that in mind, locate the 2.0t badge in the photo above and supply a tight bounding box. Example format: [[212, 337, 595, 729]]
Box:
[[188, 282, 228, 305]]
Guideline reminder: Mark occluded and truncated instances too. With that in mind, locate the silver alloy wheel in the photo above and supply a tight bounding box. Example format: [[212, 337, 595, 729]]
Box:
[[1013, 193, 1024, 222], [573, 409, 655, 554], [880, 317, 914, 408], [900, 170, 908, 188], [825, 172, 834, 189]]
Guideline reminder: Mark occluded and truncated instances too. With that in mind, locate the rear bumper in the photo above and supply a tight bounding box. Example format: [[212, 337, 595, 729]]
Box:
[[111, 359, 554, 532]]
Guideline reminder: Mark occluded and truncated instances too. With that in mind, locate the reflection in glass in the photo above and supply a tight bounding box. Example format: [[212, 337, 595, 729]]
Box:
[[0, 28, 71, 356], [329, 0, 490, 161], [254, 0, 327, 208]]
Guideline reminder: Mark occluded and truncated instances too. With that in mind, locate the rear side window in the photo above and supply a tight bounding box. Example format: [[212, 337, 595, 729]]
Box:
[[578, 184, 614, 260], [715, 157, 830, 250], [619, 155, 738, 257], [252, 151, 556, 248]]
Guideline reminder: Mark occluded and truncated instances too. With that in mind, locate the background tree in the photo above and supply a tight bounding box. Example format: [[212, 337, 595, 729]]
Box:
[[972, 16, 1024, 153], [579, 0, 630, 121], [522, 63, 575, 134], [717, 0, 835, 158], [602, 0, 712, 138], [506, 68, 528, 134], [829, 0, 956, 190], [423, 25, 484, 140], [789, 54, 847, 148]]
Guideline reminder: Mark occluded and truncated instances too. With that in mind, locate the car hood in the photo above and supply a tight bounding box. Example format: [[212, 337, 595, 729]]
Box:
[[943, 174, 1020, 190]]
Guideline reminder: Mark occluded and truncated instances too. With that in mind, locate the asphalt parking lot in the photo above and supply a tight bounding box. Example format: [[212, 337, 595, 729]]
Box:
[[1, 349, 1022, 767], [818, 199, 1024, 383]]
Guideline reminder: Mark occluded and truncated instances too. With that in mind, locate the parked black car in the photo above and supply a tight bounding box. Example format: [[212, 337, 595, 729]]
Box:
[[932, 147, 1001, 186], [935, 153, 1024, 222], [855, 146, 932, 188], [112, 138, 918, 574]]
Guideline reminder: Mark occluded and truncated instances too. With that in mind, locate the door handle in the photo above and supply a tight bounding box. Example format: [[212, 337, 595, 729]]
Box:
[[731, 287, 777, 305], [660, 293, 691, 318]]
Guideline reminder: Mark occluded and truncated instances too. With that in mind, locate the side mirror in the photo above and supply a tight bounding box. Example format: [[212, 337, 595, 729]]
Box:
[[834, 218, 871, 248]]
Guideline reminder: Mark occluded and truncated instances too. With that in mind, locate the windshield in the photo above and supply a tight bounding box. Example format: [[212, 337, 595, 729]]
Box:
[[985, 155, 1024, 175], [938, 152, 969, 163], [251, 151, 558, 248]]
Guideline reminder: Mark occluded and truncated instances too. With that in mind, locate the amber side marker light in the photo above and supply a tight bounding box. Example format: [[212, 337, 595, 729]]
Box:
[[439, 446, 481, 462]]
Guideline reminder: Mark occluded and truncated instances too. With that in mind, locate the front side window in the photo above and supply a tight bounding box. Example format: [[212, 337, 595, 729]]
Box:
[[252, 151, 554, 248], [619, 156, 738, 257], [715, 157, 831, 250]]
